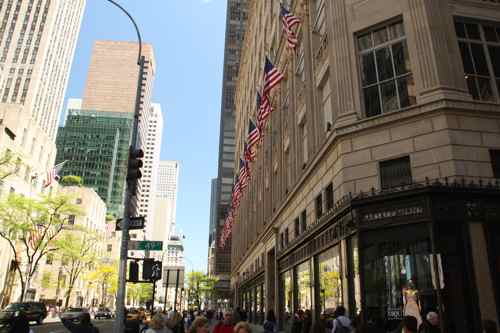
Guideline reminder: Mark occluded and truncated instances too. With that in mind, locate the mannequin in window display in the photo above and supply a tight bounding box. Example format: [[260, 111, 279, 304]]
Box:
[[402, 279, 422, 329]]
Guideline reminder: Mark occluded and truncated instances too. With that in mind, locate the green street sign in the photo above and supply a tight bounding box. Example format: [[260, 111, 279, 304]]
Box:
[[128, 240, 163, 251]]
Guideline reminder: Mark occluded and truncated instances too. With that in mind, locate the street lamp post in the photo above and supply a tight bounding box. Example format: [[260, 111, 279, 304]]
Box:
[[102, 1, 144, 333]]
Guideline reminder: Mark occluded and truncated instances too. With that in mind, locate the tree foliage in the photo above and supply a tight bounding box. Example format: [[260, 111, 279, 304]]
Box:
[[55, 227, 100, 308], [86, 261, 118, 307], [0, 193, 82, 301], [60, 175, 83, 187], [126, 283, 152, 306], [0, 149, 21, 181], [186, 271, 218, 309]]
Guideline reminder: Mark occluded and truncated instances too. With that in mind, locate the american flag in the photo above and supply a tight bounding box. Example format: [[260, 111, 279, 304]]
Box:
[[247, 119, 261, 149], [43, 161, 67, 188], [244, 141, 256, 162], [239, 159, 250, 190], [257, 91, 272, 129], [281, 5, 301, 49], [232, 176, 242, 208], [263, 57, 284, 95], [220, 210, 234, 248]]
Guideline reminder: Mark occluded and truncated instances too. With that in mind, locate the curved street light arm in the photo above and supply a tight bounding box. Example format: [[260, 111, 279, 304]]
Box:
[[103, 0, 142, 64]]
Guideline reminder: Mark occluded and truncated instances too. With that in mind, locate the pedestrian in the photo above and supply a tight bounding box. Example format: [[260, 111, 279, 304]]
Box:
[[61, 312, 100, 333], [144, 313, 172, 333], [213, 310, 234, 333], [8, 310, 30, 333], [331, 306, 352, 333], [311, 313, 329, 333], [302, 310, 312, 333], [188, 316, 209, 333], [291, 310, 303, 333], [418, 311, 439, 333], [168, 311, 185, 333], [400, 316, 418, 333], [483, 320, 498, 333], [263, 310, 277, 333], [232, 308, 242, 324], [234, 321, 252, 333]]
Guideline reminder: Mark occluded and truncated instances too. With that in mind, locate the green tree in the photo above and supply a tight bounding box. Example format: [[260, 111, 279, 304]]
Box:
[[55, 228, 100, 308], [59, 175, 83, 187], [126, 283, 152, 307], [0, 193, 82, 301], [0, 149, 21, 181], [86, 261, 118, 306], [186, 271, 217, 309], [41, 271, 52, 290]]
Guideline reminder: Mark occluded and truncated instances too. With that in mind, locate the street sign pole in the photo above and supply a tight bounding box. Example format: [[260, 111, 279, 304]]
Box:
[[164, 269, 170, 311]]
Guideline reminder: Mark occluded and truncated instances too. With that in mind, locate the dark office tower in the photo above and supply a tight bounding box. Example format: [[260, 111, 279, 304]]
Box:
[[210, 0, 248, 302], [56, 109, 133, 217]]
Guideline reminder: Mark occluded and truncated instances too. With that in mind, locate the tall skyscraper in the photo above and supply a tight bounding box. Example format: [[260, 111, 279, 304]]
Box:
[[151, 161, 179, 242], [207, 178, 218, 276], [81, 40, 157, 218], [57, 41, 158, 217], [0, 0, 86, 140], [210, 0, 248, 300], [138, 103, 163, 228]]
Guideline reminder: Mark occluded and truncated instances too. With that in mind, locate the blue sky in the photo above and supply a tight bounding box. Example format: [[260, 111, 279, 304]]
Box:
[[64, 0, 227, 272]]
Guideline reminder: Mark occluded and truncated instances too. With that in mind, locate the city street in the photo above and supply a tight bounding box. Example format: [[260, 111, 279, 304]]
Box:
[[31, 319, 113, 333]]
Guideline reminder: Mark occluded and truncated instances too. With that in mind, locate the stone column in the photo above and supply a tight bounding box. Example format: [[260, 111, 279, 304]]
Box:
[[406, 0, 470, 103], [327, 0, 359, 127]]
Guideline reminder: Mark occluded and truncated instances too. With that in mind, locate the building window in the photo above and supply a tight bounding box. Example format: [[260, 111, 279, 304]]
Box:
[[490, 149, 500, 178], [325, 183, 334, 211], [318, 246, 342, 312], [315, 194, 323, 220], [68, 215, 75, 225], [455, 20, 500, 101], [380, 156, 412, 190], [280, 233, 284, 250], [300, 122, 308, 166], [300, 210, 307, 233], [46, 254, 53, 265], [285, 227, 289, 246], [107, 244, 112, 252], [319, 72, 333, 131], [294, 218, 300, 238], [358, 21, 415, 117], [76, 198, 82, 204]]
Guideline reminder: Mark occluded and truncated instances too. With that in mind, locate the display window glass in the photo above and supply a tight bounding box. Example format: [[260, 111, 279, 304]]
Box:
[[318, 245, 342, 313], [297, 260, 312, 310], [362, 224, 438, 332], [282, 270, 293, 316]]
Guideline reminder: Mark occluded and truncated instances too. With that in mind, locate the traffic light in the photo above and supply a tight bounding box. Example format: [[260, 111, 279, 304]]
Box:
[[142, 258, 154, 280], [129, 261, 139, 282], [127, 147, 144, 195]]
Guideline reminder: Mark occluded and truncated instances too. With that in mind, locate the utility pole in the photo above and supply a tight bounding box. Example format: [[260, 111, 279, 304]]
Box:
[[102, 2, 144, 333]]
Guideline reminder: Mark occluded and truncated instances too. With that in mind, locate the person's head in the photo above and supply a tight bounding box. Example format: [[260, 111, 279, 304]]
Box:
[[402, 316, 418, 333], [335, 305, 346, 317], [78, 312, 91, 325], [426, 311, 439, 327], [188, 316, 209, 333], [482, 320, 498, 333], [266, 309, 276, 322], [150, 313, 165, 330], [223, 310, 233, 324], [234, 321, 252, 333]]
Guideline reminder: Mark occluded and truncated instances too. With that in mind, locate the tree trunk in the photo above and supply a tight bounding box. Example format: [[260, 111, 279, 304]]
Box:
[[65, 286, 73, 308]]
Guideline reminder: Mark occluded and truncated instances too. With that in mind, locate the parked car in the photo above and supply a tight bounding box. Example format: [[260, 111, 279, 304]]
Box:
[[60, 307, 88, 322], [126, 308, 140, 321], [94, 307, 113, 319], [0, 302, 47, 326]]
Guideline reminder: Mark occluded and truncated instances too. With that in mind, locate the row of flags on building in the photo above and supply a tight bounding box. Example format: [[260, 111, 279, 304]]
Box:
[[219, 4, 301, 248]]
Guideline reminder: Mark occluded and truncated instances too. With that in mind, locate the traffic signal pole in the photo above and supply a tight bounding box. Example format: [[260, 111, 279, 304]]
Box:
[[102, 2, 144, 333]]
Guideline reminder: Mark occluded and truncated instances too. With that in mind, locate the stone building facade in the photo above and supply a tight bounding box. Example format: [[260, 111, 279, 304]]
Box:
[[230, 1, 500, 332]]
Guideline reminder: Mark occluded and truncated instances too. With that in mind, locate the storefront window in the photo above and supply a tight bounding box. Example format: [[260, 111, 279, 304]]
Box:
[[297, 260, 312, 310], [349, 236, 361, 316], [363, 225, 437, 332], [256, 285, 261, 322], [318, 246, 342, 313], [282, 270, 293, 316]]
